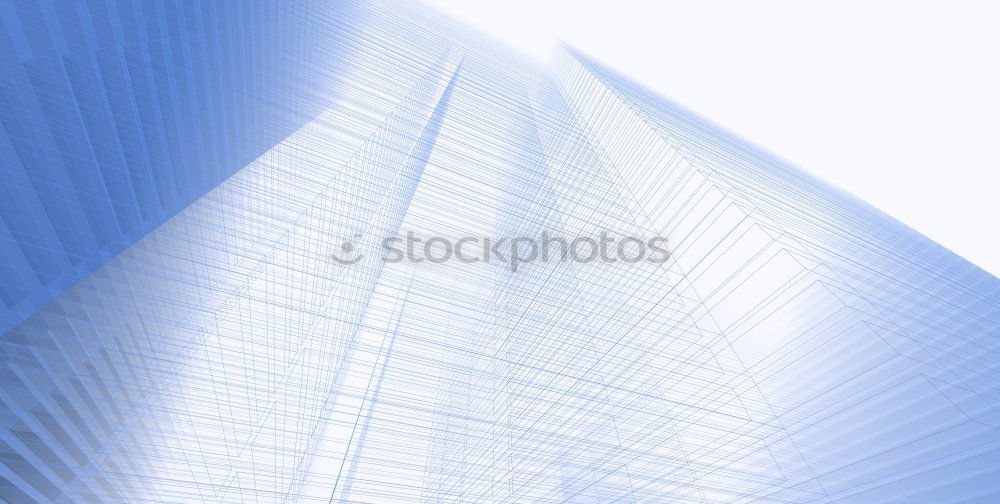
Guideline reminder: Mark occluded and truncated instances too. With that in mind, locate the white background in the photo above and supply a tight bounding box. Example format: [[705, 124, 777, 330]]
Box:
[[423, 0, 1000, 277]]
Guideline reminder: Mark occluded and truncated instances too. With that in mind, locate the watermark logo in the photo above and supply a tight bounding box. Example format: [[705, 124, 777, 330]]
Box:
[[330, 233, 363, 265], [331, 231, 669, 272]]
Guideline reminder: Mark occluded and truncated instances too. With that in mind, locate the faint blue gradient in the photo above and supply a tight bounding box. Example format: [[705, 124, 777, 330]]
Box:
[[1, 1, 998, 502]]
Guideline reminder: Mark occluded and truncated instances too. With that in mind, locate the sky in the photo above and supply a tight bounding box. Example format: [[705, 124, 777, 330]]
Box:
[[422, 0, 1000, 277]]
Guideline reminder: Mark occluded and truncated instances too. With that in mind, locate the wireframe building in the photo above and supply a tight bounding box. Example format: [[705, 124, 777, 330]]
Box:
[[1, 1, 998, 502]]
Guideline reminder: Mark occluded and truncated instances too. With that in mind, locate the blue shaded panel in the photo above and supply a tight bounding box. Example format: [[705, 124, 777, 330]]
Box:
[[0, 0, 351, 333]]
